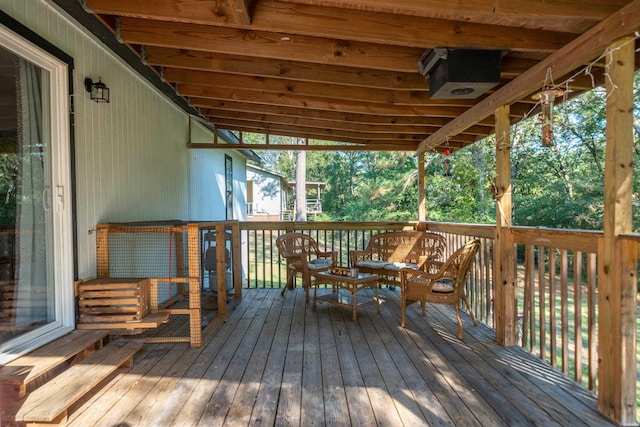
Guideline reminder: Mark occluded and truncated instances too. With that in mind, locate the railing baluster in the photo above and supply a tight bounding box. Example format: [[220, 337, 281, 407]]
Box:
[[574, 251, 583, 384], [560, 248, 569, 375]]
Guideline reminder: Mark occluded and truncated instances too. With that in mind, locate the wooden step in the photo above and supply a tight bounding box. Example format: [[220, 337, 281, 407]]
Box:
[[76, 311, 169, 331], [13, 339, 144, 425], [0, 330, 109, 399]]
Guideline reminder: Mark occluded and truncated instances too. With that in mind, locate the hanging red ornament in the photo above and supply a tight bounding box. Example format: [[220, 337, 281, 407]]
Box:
[[444, 148, 450, 156]]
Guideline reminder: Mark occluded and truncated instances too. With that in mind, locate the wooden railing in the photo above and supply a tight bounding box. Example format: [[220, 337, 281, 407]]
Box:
[[239, 220, 633, 395]]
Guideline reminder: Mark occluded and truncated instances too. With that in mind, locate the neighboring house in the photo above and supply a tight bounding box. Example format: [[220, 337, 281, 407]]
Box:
[[246, 164, 288, 221], [0, 1, 254, 363], [246, 164, 326, 221]]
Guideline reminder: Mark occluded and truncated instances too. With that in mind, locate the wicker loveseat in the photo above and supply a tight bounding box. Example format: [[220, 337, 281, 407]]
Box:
[[349, 231, 446, 287]]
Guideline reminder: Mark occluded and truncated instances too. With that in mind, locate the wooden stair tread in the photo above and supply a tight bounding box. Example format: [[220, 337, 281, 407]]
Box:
[[76, 311, 169, 330], [0, 330, 109, 396], [14, 339, 144, 423]]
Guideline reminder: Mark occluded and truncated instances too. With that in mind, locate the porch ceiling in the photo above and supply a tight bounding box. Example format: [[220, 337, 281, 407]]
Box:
[[72, 0, 638, 152]]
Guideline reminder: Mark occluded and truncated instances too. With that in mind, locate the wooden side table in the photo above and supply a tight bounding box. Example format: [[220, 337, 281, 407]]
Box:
[[311, 271, 380, 320]]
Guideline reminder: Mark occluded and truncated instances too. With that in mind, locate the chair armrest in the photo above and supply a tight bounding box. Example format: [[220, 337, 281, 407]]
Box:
[[349, 249, 373, 265], [316, 250, 338, 265], [399, 266, 448, 284], [421, 260, 444, 274]]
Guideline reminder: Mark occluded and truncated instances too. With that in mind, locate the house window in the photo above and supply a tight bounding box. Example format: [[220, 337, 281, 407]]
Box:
[[0, 23, 74, 363], [225, 155, 233, 220]]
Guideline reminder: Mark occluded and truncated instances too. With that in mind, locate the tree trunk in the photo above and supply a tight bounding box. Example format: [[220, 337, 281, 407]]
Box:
[[295, 138, 307, 221]]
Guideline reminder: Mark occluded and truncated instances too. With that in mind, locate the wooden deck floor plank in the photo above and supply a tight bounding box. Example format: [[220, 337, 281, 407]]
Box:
[[301, 292, 325, 424], [65, 343, 176, 426], [427, 304, 568, 426], [370, 288, 456, 426], [224, 291, 284, 425], [376, 290, 480, 425], [88, 342, 190, 426], [432, 304, 610, 426], [170, 290, 272, 425], [53, 289, 615, 427], [396, 295, 507, 425], [354, 292, 432, 426], [317, 301, 350, 425], [328, 305, 377, 425], [341, 300, 405, 426], [425, 304, 589, 426], [274, 288, 308, 425], [197, 290, 279, 424], [249, 286, 297, 425], [150, 289, 262, 427], [118, 342, 206, 427]]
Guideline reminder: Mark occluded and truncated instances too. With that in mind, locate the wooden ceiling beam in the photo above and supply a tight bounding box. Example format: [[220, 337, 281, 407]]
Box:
[[163, 68, 438, 106], [119, 17, 423, 73], [210, 118, 428, 141], [146, 46, 526, 89], [215, 126, 423, 147], [202, 108, 444, 134], [191, 97, 497, 127], [228, 0, 251, 25], [275, 0, 627, 20], [418, 0, 640, 153], [188, 141, 419, 151], [144, 47, 429, 90], [91, 0, 574, 51], [180, 84, 471, 116]]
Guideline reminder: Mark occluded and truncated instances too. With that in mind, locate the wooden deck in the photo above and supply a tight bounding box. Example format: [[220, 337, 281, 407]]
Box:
[[62, 287, 613, 426]]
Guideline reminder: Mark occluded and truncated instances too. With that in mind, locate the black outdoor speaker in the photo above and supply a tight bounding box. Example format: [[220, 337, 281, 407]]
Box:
[[418, 48, 502, 99]]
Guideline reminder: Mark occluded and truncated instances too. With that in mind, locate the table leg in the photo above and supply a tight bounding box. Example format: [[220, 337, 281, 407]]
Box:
[[352, 286, 357, 321], [312, 285, 317, 311]]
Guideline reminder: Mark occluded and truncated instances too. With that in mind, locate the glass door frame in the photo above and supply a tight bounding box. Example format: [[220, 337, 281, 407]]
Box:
[[0, 22, 75, 364]]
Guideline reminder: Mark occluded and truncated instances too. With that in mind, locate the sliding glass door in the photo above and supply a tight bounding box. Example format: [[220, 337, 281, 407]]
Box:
[[0, 25, 74, 364]]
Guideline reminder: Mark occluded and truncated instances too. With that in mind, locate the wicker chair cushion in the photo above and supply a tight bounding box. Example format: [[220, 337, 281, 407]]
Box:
[[308, 258, 333, 270], [383, 261, 419, 271], [355, 260, 390, 269], [431, 278, 455, 293], [289, 258, 333, 271]]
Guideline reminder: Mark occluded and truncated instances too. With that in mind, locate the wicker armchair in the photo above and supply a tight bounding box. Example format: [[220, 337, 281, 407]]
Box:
[[399, 239, 481, 339], [276, 232, 337, 301]]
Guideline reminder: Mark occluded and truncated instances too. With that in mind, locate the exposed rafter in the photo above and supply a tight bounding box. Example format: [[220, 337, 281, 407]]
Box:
[[79, 0, 639, 153]]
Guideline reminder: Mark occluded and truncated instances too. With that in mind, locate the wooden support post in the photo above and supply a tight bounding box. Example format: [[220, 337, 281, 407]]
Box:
[[418, 152, 426, 222], [598, 36, 637, 425], [493, 105, 517, 346]]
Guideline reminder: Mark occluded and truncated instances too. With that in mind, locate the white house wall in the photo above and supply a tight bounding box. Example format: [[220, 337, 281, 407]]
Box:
[[247, 168, 284, 216], [1, 0, 245, 280], [188, 121, 247, 221]]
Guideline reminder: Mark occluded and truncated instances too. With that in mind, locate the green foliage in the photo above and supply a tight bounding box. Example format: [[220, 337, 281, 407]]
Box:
[[250, 73, 640, 230]]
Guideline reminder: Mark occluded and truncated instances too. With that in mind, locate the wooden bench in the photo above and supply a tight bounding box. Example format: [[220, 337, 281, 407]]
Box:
[[349, 231, 445, 287], [0, 330, 109, 399], [13, 339, 144, 425]]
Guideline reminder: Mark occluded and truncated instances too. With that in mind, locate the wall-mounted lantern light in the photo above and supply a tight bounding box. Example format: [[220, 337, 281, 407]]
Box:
[[84, 77, 110, 103]]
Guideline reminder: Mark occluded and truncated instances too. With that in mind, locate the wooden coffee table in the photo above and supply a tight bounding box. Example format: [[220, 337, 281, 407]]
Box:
[[311, 271, 380, 320]]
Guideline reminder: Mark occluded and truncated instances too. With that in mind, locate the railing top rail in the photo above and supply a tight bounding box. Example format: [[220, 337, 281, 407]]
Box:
[[240, 221, 418, 232], [511, 227, 602, 253]]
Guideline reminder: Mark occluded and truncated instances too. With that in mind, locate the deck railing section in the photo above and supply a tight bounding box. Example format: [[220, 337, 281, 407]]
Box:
[[240, 221, 630, 396], [240, 221, 417, 291]]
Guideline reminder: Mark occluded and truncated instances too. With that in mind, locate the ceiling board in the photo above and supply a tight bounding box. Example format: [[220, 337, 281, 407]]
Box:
[[68, 0, 640, 153]]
